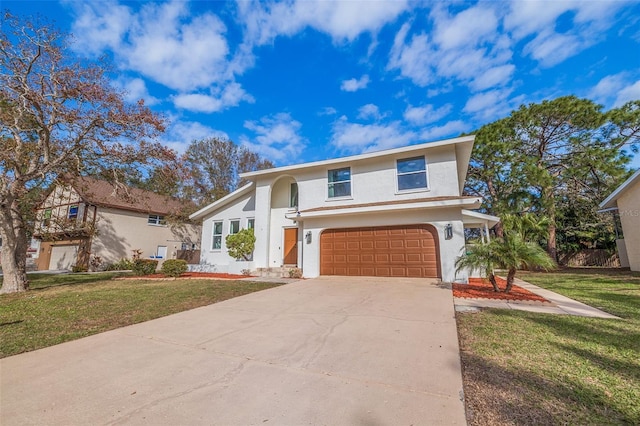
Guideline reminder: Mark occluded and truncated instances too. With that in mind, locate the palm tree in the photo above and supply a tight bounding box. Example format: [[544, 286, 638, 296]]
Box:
[[456, 234, 556, 293]]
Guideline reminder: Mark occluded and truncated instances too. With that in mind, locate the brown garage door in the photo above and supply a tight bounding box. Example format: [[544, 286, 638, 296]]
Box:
[[320, 224, 440, 278]]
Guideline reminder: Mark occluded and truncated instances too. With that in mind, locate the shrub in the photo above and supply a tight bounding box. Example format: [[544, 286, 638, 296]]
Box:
[[132, 259, 158, 276], [161, 259, 188, 278], [71, 264, 88, 273], [104, 258, 134, 271], [226, 229, 256, 260]]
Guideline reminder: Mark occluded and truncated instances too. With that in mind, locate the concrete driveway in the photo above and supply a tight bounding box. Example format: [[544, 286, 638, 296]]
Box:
[[1, 276, 466, 425]]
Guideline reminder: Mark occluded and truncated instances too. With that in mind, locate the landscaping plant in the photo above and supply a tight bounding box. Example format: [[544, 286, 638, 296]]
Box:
[[161, 259, 188, 278], [226, 228, 256, 261]]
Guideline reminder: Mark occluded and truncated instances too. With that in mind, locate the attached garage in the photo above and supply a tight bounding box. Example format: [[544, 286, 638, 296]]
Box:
[[320, 224, 440, 278], [49, 244, 79, 270]]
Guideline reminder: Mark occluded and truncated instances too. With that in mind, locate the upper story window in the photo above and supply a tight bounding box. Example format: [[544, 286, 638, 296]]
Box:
[[397, 156, 428, 191], [148, 214, 166, 226], [68, 205, 79, 219], [212, 221, 223, 250], [328, 167, 351, 198], [247, 218, 255, 230], [290, 183, 298, 208], [230, 219, 240, 234]]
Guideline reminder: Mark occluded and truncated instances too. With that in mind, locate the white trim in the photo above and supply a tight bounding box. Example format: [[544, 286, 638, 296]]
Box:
[[286, 197, 482, 220], [395, 155, 429, 193], [240, 135, 475, 179], [190, 182, 254, 221], [461, 209, 500, 228], [599, 169, 640, 209]]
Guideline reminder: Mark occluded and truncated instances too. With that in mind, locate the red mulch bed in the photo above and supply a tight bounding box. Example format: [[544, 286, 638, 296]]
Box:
[[453, 277, 549, 303], [131, 272, 251, 280]]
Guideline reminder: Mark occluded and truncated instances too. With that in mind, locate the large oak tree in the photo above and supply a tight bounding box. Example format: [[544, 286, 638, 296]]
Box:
[[0, 13, 174, 293]]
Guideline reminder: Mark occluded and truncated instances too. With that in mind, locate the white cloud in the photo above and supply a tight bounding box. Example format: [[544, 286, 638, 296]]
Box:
[[388, 5, 512, 93], [114, 77, 160, 106], [404, 104, 452, 126], [504, 0, 629, 67], [331, 116, 417, 153], [419, 120, 469, 141], [357, 104, 383, 120], [236, 0, 409, 46], [160, 119, 229, 154], [70, 1, 242, 93], [173, 83, 254, 113], [341, 75, 370, 92], [319, 107, 338, 116], [615, 80, 640, 107], [589, 73, 640, 107], [463, 88, 515, 121], [240, 113, 306, 163]]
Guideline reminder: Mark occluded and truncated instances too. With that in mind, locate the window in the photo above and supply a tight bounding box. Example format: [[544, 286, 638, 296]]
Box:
[[328, 167, 351, 198], [290, 183, 298, 208], [247, 218, 255, 230], [212, 221, 223, 250], [43, 208, 52, 226], [230, 219, 240, 235], [397, 156, 427, 191], [68, 205, 79, 219], [148, 214, 166, 226]]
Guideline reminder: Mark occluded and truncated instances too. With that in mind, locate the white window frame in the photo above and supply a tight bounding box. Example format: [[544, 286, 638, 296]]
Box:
[[327, 167, 352, 199], [396, 156, 429, 193], [229, 219, 241, 235], [247, 218, 255, 230], [68, 205, 79, 220], [289, 183, 299, 208], [211, 221, 223, 250], [148, 214, 166, 226]]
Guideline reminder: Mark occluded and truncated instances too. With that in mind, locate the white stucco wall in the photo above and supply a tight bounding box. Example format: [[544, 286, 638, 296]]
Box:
[[199, 192, 256, 272], [298, 208, 467, 282], [617, 178, 640, 271]]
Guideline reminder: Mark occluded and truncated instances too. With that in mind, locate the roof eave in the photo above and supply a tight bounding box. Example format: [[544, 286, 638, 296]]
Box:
[[189, 182, 254, 221], [599, 169, 640, 210], [241, 135, 476, 180]]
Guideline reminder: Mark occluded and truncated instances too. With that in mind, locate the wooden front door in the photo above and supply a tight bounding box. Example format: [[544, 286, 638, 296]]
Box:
[[283, 228, 298, 265]]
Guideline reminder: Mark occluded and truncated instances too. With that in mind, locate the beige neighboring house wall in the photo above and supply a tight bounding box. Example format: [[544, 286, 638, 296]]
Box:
[[93, 207, 200, 264], [600, 169, 640, 272], [34, 176, 200, 271]]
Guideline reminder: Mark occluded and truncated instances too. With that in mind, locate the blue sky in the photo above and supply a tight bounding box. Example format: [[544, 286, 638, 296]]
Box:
[[7, 1, 640, 168]]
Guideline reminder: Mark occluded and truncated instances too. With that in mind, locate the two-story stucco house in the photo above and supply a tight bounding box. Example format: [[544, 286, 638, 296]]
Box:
[[599, 169, 640, 271], [190, 135, 498, 282], [34, 176, 201, 271]]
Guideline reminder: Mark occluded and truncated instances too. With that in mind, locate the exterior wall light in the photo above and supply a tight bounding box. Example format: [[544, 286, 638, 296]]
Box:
[[305, 231, 312, 244], [444, 224, 453, 240]]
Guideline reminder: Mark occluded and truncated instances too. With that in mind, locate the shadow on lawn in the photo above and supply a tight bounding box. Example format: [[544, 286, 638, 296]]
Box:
[[25, 273, 125, 291], [461, 350, 637, 425]]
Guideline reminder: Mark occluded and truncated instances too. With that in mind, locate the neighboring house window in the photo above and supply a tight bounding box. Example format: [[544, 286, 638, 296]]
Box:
[[212, 221, 223, 250], [148, 214, 166, 226], [43, 208, 52, 226], [230, 219, 240, 235], [68, 205, 79, 219], [290, 183, 298, 208], [247, 218, 255, 230], [328, 167, 351, 198], [397, 156, 428, 191]]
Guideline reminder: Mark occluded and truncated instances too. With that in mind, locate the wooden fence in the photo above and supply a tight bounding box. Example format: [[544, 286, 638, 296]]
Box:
[[559, 249, 620, 268]]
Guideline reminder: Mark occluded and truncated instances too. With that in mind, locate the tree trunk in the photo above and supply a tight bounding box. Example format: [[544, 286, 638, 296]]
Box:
[[504, 268, 517, 293], [543, 186, 558, 262], [488, 273, 501, 292], [0, 203, 30, 294]]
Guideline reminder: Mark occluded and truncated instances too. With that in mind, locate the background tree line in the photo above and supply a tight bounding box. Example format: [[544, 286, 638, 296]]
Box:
[[465, 96, 640, 261]]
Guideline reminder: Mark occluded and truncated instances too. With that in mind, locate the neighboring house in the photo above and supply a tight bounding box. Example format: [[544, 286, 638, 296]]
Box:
[[33, 176, 200, 271], [599, 169, 640, 271], [190, 135, 498, 282]]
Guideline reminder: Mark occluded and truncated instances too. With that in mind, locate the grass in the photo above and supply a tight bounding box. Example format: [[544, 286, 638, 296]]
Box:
[[457, 268, 640, 425], [0, 272, 283, 358]]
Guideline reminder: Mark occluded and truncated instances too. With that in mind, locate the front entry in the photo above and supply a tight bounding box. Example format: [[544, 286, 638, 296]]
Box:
[[283, 228, 298, 265]]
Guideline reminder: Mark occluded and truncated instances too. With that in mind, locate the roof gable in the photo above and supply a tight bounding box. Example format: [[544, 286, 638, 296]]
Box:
[[63, 175, 188, 216], [599, 169, 640, 210]]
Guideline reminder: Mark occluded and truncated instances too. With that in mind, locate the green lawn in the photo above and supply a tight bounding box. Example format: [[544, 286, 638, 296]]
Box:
[[0, 272, 282, 358], [457, 269, 640, 425]]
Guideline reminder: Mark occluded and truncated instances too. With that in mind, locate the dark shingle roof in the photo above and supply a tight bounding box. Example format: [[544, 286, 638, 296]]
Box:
[[67, 175, 187, 216]]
